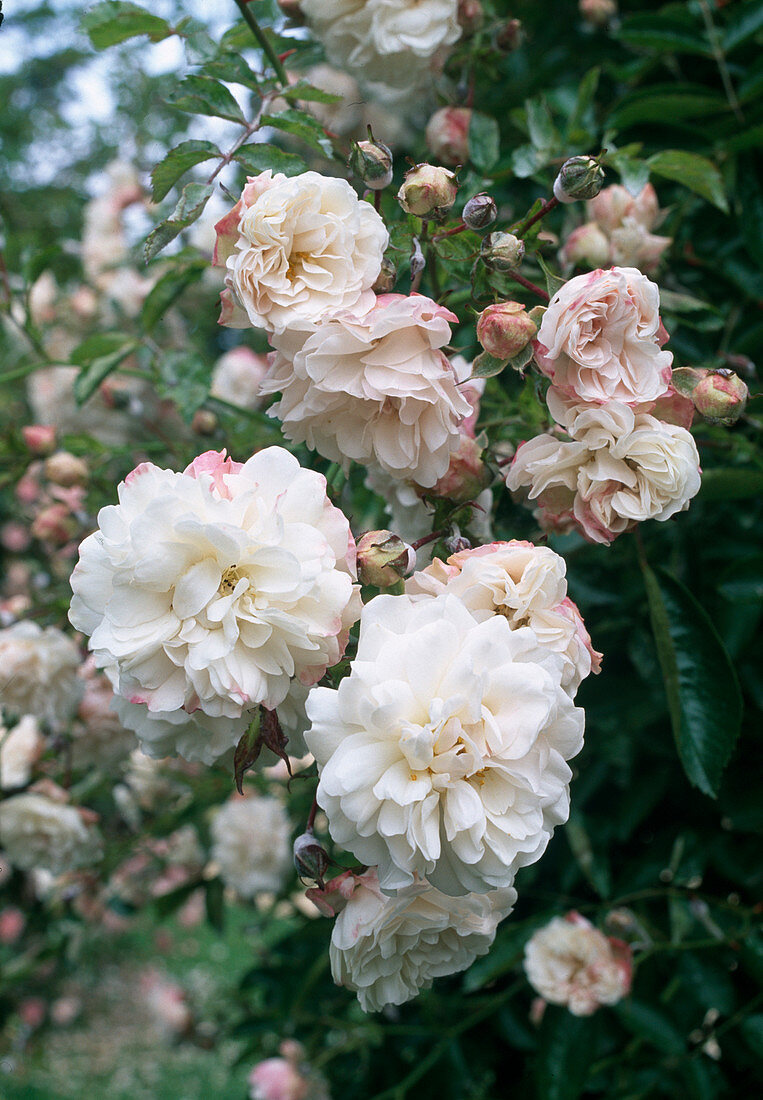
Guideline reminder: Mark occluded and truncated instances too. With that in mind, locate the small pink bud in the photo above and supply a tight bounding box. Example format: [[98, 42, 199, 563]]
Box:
[[477, 301, 537, 359], [31, 503, 77, 544], [397, 164, 458, 220], [462, 192, 497, 231], [692, 370, 748, 425], [248, 1057, 309, 1100], [22, 425, 57, 456], [19, 997, 46, 1029], [357, 530, 416, 587], [1, 522, 31, 553], [580, 0, 617, 27], [0, 907, 25, 944], [429, 435, 489, 502], [425, 107, 472, 167], [44, 451, 89, 487]]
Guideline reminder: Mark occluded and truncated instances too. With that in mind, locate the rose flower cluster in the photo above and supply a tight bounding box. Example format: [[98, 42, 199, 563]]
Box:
[[61, 84, 709, 1017]]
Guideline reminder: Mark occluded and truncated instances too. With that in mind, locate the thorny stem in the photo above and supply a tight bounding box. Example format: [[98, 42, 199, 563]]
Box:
[[514, 194, 559, 238], [306, 794, 319, 833], [433, 222, 468, 241], [504, 270, 550, 303], [233, 0, 290, 86], [205, 106, 268, 186]]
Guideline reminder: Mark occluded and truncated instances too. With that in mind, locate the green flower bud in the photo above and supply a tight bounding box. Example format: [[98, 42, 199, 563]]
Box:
[[480, 231, 525, 271], [553, 156, 606, 203], [348, 137, 393, 190], [397, 164, 458, 220]]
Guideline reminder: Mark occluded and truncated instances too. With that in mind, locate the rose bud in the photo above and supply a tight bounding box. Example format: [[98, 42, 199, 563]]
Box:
[[444, 534, 471, 554], [357, 530, 416, 587], [348, 135, 394, 190], [477, 301, 538, 359], [560, 222, 611, 269], [397, 164, 458, 220], [462, 192, 498, 231], [554, 156, 606, 203], [425, 107, 472, 167], [191, 409, 218, 435], [293, 831, 330, 886], [44, 451, 89, 488], [31, 503, 77, 545], [495, 18, 523, 52], [429, 435, 489, 502], [692, 370, 748, 425], [480, 231, 525, 271], [372, 257, 397, 293], [580, 0, 617, 28], [22, 425, 57, 457], [458, 0, 484, 35]]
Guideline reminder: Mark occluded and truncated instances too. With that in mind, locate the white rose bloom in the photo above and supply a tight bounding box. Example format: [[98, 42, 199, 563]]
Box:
[[0, 715, 42, 790], [534, 267, 672, 405], [407, 541, 601, 696], [210, 794, 292, 898], [214, 171, 388, 335], [524, 912, 633, 1016], [0, 621, 82, 729], [330, 869, 515, 1012], [210, 347, 270, 410], [0, 792, 102, 874], [262, 294, 472, 487], [306, 594, 584, 896], [506, 404, 701, 545], [69, 448, 361, 761], [302, 0, 461, 90], [71, 658, 137, 769]]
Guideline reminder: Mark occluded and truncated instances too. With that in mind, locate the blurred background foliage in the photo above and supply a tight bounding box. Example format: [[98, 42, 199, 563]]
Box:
[[0, 0, 761, 1097]]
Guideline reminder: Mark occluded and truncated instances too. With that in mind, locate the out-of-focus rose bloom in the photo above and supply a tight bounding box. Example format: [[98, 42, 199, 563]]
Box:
[[0, 714, 42, 789], [559, 223, 610, 270], [1, 522, 31, 553], [263, 295, 471, 487], [0, 621, 82, 728], [0, 907, 26, 943], [524, 911, 632, 1016], [535, 267, 672, 406], [210, 347, 270, 410], [0, 791, 102, 874], [28, 272, 58, 325], [44, 451, 89, 488], [19, 997, 47, 1029], [407, 541, 601, 696], [22, 424, 57, 456], [425, 106, 472, 166], [27, 365, 156, 448], [31, 502, 78, 545], [562, 184, 671, 274], [328, 868, 514, 1011], [50, 995, 82, 1027], [588, 183, 659, 233], [140, 968, 192, 1037], [214, 171, 388, 334], [506, 403, 701, 544], [69, 448, 360, 763], [249, 1056, 311, 1100], [70, 658, 136, 768], [306, 594, 583, 896], [301, 0, 461, 90], [301, 63, 364, 136], [81, 161, 144, 284], [210, 794, 292, 898]]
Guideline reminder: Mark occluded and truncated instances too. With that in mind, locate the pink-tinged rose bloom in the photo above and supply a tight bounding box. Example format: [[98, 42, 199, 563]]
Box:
[[559, 223, 611, 271], [213, 171, 388, 334], [327, 868, 514, 1012], [506, 404, 701, 545], [534, 267, 673, 406], [0, 907, 26, 943], [306, 594, 584, 896], [249, 1058, 310, 1100], [425, 106, 472, 165], [262, 294, 472, 487], [588, 183, 660, 233], [524, 911, 633, 1016], [22, 425, 57, 456], [406, 540, 601, 695], [69, 448, 360, 763]]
